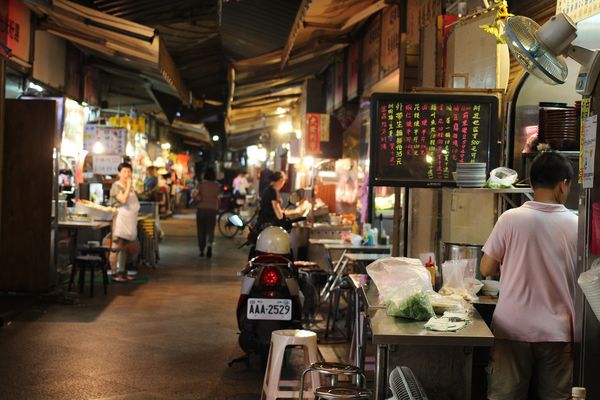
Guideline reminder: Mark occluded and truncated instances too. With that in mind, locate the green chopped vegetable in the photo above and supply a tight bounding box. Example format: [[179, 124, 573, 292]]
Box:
[[384, 292, 435, 321]]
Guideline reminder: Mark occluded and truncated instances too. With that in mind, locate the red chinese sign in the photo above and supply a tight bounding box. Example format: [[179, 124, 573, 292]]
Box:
[[305, 113, 331, 155], [0, 0, 31, 61], [306, 113, 321, 154]]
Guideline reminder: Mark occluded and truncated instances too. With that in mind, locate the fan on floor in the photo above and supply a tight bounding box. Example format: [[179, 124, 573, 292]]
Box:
[[503, 13, 600, 95], [388, 366, 428, 400]]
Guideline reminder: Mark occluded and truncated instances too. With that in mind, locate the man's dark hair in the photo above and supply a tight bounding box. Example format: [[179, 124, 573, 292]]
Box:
[[530, 151, 574, 189], [117, 162, 132, 172], [204, 168, 216, 181], [268, 171, 286, 183]]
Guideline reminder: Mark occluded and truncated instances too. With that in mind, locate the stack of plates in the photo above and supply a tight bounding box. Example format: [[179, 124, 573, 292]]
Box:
[[454, 163, 487, 188], [539, 103, 580, 150]]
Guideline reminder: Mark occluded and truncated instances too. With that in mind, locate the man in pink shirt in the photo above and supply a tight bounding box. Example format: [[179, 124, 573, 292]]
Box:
[[481, 151, 578, 400]]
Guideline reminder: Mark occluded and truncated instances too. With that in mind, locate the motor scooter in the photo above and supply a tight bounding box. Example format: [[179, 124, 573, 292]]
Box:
[[228, 191, 309, 368]]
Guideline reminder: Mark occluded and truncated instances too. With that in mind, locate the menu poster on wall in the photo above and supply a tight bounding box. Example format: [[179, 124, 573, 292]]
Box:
[[92, 155, 121, 175], [370, 93, 500, 187], [84, 125, 127, 155], [557, 0, 600, 22]]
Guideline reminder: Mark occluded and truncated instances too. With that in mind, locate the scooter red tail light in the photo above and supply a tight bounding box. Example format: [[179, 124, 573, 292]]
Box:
[[259, 265, 281, 287]]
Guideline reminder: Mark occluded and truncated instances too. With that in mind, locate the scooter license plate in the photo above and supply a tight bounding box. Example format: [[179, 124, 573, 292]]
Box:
[[247, 298, 292, 321]]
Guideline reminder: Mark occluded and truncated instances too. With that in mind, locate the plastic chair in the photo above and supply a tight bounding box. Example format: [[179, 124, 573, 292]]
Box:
[[261, 329, 321, 400]]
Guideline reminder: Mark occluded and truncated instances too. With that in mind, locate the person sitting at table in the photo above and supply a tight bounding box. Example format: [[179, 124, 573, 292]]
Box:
[[109, 162, 140, 282]]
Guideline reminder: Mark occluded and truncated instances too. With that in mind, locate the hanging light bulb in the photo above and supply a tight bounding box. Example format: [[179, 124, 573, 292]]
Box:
[[92, 141, 104, 154]]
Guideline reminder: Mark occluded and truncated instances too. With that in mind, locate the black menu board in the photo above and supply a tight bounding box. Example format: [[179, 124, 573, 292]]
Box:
[[370, 93, 500, 187]]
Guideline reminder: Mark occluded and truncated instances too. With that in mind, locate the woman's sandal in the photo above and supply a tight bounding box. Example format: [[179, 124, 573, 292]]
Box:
[[111, 275, 127, 282]]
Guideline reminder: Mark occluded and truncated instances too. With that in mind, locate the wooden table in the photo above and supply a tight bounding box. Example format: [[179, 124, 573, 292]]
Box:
[[348, 274, 494, 400]]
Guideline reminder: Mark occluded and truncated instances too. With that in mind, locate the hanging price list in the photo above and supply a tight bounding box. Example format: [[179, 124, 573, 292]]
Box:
[[371, 94, 499, 187]]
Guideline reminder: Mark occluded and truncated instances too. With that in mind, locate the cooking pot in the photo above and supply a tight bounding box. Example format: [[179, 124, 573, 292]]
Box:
[[442, 242, 483, 280]]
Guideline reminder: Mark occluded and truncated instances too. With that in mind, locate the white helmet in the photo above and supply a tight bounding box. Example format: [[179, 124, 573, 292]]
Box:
[[256, 226, 290, 254]]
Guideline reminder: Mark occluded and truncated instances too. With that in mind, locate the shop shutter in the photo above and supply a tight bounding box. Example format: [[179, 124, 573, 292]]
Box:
[[507, 0, 556, 89]]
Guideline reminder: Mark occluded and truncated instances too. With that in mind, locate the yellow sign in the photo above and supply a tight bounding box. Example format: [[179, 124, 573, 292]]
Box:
[[107, 115, 147, 133]]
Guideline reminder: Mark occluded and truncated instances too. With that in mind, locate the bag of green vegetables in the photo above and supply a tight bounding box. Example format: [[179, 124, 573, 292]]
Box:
[[367, 257, 435, 321]]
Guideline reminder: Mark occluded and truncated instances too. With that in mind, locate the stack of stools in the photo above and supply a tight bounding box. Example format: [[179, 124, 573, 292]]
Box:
[[138, 217, 158, 267], [261, 329, 321, 400], [68, 245, 110, 297], [299, 362, 371, 400]]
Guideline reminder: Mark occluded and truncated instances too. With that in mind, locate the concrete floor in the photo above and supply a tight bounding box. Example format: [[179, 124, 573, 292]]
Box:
[[0, 212, 270, 400]]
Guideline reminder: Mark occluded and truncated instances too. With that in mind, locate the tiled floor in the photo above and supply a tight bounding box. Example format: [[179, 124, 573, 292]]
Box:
[[0, 211, 267, 400]]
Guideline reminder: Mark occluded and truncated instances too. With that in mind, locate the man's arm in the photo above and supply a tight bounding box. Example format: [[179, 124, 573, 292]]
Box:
[[480, 253, 500, 278]]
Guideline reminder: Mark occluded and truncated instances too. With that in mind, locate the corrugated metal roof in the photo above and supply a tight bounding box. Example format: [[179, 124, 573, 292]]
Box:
[[221, 0, 301, 60]]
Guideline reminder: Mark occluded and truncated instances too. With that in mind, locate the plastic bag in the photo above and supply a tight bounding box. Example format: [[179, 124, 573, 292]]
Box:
[[367, 257, 434, 320], [442, 260, 467, 289], [440, 260, 479, 301], [485, 167, 518, 188]]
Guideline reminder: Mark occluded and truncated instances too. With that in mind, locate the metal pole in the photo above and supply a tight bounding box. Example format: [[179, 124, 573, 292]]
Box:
[[0, 57, 6, 247]]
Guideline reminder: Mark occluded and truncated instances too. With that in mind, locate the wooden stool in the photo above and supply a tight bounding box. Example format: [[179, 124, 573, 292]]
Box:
[[261, 329, 321, 400], [68, 254, 108, 297]]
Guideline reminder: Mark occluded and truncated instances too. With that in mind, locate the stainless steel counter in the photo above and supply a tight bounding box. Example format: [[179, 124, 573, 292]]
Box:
[[348, 273, 494, 400]]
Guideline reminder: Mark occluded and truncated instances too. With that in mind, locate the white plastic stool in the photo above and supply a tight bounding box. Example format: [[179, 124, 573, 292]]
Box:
[[261, 329, 321, 400]]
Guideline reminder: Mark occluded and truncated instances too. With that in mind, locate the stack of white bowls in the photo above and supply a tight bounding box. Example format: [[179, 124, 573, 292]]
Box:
[[454, 163, 487, 188]]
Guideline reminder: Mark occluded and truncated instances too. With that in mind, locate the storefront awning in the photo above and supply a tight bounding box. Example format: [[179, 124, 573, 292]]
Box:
[[169, 120, 211, 144], [24, 0, 191, 106], [226, 0, 386, 139]]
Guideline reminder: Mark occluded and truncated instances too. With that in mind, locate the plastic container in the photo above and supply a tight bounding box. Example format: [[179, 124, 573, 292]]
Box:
[[578, 260, 600, 322]]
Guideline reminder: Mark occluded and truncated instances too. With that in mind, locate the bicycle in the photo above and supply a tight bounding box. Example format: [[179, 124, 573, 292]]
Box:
[[218, 206, 258, 238]]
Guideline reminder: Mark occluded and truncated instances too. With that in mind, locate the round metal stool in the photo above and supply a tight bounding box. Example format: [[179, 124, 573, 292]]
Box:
[[314, 386, 371, 400], [299, 362, 371, 400]]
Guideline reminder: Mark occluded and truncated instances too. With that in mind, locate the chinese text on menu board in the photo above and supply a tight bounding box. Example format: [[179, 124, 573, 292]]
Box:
[[379, 101, 483, 180]]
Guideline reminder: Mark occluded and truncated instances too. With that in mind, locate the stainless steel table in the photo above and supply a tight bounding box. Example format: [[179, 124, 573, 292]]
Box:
[[348, 275, 495, 400], [58, 220, 112, 268]]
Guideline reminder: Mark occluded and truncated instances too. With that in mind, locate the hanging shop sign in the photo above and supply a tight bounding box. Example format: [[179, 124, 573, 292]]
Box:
[[557, 0, 600, 22], [381, 5, 400, 78], [334, 54, 345, 110], [108, 115, 147, 133], [306, 113, 330, 155], [347, 41, 360, 100], [369, 93, 500, 187], [92, 154, 121, 175], [0, 0, 31, 62], [362, 13, 382, 90], [325, 65, 335, 114], [61, 98, 85, 157], [83, 65, 99, 106], [84, 125, 127, 155]]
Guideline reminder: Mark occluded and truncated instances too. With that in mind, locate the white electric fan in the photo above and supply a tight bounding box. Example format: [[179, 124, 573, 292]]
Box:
[[503, 13, 600, 95]]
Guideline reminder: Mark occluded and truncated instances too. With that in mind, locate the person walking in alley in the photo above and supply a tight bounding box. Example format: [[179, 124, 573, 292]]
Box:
[[110, 162, 140, 282], [192, 168, 220, 258], [480, 151, 578, 400]]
